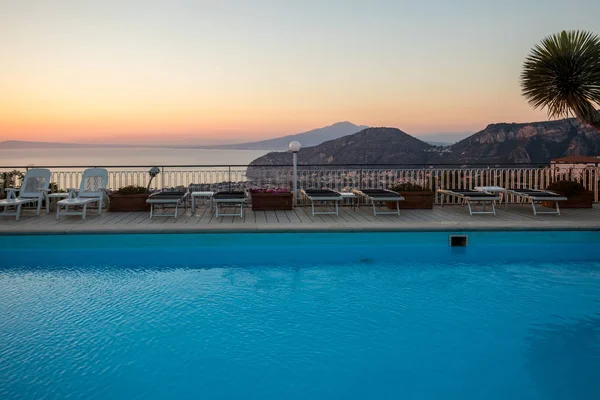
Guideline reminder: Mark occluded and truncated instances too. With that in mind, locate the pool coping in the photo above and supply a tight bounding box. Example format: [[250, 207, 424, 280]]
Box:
[[3, 222, 600, 235]]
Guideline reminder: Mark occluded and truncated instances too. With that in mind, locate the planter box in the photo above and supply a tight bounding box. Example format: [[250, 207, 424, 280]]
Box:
[[109, 193, 151, 212], [542, 191, 593, 209], [251, 192, 293, 211], [388, 191, 434, 209]]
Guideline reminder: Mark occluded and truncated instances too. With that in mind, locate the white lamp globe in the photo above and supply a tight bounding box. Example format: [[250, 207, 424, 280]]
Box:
[[289, 141, 301, 152]]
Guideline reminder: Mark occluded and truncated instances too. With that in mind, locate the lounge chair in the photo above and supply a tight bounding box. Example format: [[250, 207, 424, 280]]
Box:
[[353, 189, 404, 216], [147, 190, 189, 218], [213, 191, 246, 217], [56, 168, 108, 219], [505, 188, 568, 216], [301, 189, 343, 216], [438, 189, 500, 215], [0, 168, 51, 220]]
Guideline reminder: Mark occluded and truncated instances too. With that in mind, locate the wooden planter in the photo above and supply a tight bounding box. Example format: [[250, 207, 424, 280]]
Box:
[[251, 192, 293, 211], [388, 191, 434, 209], [542, 192, 593, 209], [109, 193, 151, 212]]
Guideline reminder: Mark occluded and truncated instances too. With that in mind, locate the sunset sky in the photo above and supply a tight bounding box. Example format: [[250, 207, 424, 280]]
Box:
[[1, 0, 599, 144]]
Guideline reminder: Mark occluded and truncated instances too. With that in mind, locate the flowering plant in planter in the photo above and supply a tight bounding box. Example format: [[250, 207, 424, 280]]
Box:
[[108, 167, 161, 212], [249, 187, 290, 193], [544, 180, 593, 208], [390, 182, 428, 192], [116, 185, 148, 195], [389, 179, 434, 209], [546, 180, 587, 197], [250, 187, 293, 210]]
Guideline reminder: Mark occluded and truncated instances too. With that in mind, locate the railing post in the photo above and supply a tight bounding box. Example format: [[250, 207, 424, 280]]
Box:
[[228, 166, 232, 192], [359, 168, 363, 189], [161, 167, 165, 190]]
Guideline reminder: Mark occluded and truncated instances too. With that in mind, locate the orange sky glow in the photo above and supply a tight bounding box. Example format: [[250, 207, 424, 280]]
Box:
[[1, 1, 597, 144]]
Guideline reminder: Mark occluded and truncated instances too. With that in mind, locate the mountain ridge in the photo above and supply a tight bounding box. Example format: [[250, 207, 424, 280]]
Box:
[[250, 117, 600, 166], [205, 121, 369, 150]]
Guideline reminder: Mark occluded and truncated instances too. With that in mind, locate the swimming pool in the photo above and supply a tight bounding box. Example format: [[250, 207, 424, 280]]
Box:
[[1, 231, 599, 399]]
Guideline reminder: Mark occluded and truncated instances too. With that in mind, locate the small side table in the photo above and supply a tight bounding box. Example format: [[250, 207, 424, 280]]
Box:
[[339, 192, 357, 210], [474, 186, 507, 210], [191, 191, 214, 213], [45, 192, 70, 213]]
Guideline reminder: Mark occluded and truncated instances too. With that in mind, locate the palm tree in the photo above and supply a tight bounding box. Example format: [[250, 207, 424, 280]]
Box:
[[521, 30, 600, 130]]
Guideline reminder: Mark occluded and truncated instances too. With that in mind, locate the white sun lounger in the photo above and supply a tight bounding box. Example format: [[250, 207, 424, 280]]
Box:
[[438, 189, 500, 215], [353, 189, 405, 216], [56, 168, 108, 219], [212, 191, 246, 217], [301, 189, 343, 216], [147, 190, 189, 218], [505, 188, 568, 216], [0, 168, 51, 220]]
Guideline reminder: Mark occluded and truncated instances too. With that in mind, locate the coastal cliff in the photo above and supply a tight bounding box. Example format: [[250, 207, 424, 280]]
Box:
[[446, 119, 599, 163]]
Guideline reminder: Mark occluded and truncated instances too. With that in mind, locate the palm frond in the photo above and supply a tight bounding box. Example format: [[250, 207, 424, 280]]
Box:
[[521, 30, 600, 129]]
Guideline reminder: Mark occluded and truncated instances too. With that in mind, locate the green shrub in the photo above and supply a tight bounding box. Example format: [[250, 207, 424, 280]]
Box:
[[49, 182, 66, 193], [547, 180, 587, 196], [116, 185, 148, 195], [1, 170, 24, 190]]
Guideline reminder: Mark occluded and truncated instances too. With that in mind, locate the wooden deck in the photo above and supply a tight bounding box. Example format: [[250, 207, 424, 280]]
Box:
[[2, 203, 600, 234]]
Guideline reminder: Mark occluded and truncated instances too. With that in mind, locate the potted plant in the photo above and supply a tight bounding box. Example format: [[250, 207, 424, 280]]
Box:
[[0, 170, 24, 199], [543, 180, 593, 208], [250, 187, 293, 211], [108, 167, 161, 212], [389, 181, 434, 209]]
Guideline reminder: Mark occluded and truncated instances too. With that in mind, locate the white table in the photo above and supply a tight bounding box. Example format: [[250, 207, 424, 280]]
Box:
[[474, 186, 507, 210], [191, 191, 214, 212], [44, 192, 70, 213], [339, 192, 357, 210]]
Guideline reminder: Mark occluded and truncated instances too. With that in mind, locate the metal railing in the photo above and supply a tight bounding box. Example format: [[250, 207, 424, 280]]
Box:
[[1, 164, 598, 204]]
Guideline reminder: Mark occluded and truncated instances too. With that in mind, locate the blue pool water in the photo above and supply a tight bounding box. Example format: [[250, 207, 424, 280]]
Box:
[[0, 231, 599, 399]]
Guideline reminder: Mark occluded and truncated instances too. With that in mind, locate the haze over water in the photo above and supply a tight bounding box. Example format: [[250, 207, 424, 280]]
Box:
[[0, 148, 270, 167]]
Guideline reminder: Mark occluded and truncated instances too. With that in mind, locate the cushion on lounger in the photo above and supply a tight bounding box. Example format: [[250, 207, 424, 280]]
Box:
[[213, 191, 246, 199], [303, 189, 340, 197]]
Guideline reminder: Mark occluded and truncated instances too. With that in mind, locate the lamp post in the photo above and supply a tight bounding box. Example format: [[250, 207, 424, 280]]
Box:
[[289, 141, 301, 206]]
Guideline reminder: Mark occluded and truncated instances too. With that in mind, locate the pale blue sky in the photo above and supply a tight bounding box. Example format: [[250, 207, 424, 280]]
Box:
[[1, 0, 599, 143]]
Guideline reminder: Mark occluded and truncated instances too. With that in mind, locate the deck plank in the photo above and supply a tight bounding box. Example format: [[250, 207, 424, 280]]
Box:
[[2, 204, 599, 233]]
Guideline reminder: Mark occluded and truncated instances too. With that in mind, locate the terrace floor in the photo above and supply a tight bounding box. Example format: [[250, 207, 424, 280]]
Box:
[[1, 203, 600, 234]]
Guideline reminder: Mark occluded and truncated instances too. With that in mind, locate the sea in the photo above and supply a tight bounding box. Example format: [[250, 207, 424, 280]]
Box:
[[0, 147, 270, 168]]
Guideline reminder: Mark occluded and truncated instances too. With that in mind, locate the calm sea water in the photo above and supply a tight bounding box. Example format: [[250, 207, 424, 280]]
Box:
[[0, 147, 270, 167], [1, 232, 599, 399]]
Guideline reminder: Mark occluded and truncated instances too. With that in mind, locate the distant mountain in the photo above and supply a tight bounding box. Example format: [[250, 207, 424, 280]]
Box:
[[445, 118, 600, 163], [0, 121, 368, 151], [208, 121, 369, 150], [250, 117, 600, 166], [250, 127, 434, 166]]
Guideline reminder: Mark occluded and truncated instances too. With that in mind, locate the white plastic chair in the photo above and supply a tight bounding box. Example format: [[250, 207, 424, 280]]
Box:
[[0, 169, 51, 220], [56, 168, 108, 219]]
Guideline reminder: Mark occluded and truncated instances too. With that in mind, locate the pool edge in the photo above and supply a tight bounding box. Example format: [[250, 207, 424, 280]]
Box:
[[2, 223, 600, 236]]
